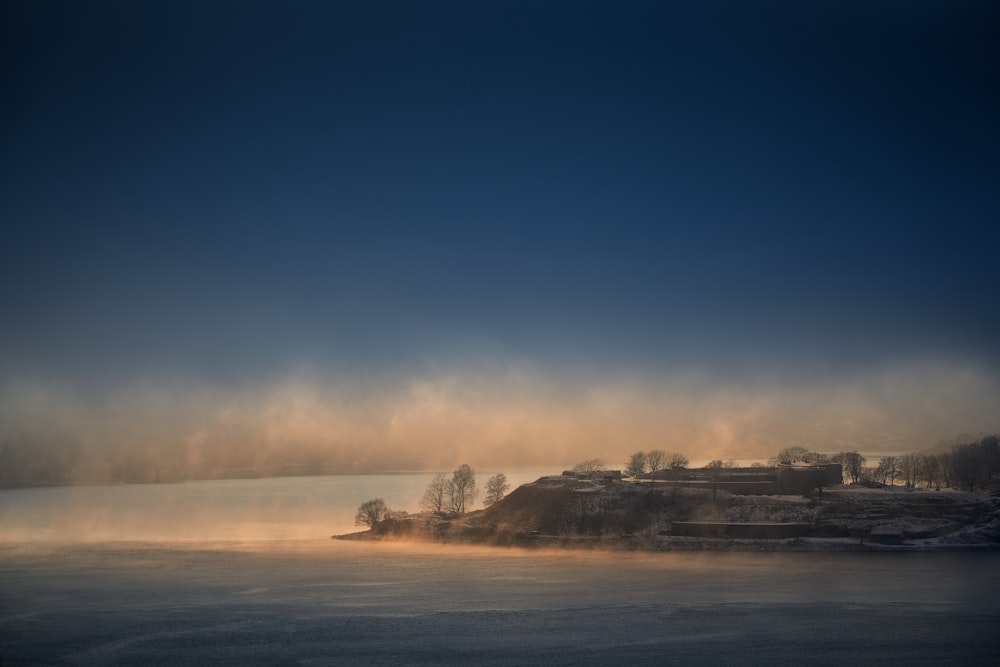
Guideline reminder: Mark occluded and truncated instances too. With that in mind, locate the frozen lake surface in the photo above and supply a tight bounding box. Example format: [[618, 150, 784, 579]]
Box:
[[2, 540, 999, 665], [2, 475, 999, 665]]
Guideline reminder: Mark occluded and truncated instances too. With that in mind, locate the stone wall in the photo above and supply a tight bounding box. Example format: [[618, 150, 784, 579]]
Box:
[[670, 521, 812, 539], [652, 464, 842, 496]]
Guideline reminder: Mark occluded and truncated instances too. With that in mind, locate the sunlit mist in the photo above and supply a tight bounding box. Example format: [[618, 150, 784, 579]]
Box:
[[2, 361, 996, 486]]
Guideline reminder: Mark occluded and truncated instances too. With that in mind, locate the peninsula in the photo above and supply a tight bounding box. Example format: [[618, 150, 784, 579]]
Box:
[[338, 462, 1000, 552]]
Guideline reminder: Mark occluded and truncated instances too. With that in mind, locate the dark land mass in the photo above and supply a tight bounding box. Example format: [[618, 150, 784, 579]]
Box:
[[338, 473, 1000, 552]]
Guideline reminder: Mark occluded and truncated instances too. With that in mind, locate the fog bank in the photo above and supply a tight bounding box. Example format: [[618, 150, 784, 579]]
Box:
[[1, 361, 997, 486]]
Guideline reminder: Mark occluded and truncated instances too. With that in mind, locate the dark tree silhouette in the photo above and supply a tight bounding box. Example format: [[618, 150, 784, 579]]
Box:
[[775, 447, 811, 465], [449, 464, 477, 514], [421, 473, 449, 513], [645, 450, 667, 475], [876, 456, 899, 487], [667, 453, 689, 470], [483, 473, 510, 507], [899, 452, 919, 488], [355, 498, 390, 528], [572, 458, 605, 474], [948, 435, 1000, 491], [832, 451, 866, 484], [626, 451, 646, 478]]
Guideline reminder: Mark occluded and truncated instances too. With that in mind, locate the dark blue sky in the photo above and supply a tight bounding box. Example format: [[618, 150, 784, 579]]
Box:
[[3, 0, 999, 388]]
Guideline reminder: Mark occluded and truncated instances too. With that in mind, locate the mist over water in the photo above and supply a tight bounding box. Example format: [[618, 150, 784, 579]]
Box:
[[2, 362, 997, 488], [0, 469, 555, 541], [3, 538, 998, 665], [3, 1, 998, 661], [3, 473, 999, 665]]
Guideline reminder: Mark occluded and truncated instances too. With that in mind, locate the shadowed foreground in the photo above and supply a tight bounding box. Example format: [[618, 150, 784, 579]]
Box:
[[2, 541, 998, 665]]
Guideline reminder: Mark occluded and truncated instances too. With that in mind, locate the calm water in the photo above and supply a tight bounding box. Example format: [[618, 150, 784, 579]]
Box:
[[2, 474, 999, 665], [0, 469, 556, 541]]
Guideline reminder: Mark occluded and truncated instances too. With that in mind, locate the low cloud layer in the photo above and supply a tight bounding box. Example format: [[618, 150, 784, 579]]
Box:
[[1, 361, 998, 486]]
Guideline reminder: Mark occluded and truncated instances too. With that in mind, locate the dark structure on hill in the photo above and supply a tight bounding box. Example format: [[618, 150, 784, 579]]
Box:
[[339, 470, 1000, 549], [562, 469, 623, 483], [650, 464, 842, 495], [670, 521, 812, 539]]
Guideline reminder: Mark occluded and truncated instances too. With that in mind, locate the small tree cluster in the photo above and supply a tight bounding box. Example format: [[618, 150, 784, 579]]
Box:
[[421, 464, 479, 515], [571, 458, 606, 474], [949, 436, 999, 491], [787, 435, 1000, 492], [872, 456, 900, 486], [625, 450, 689, 478], [625, 451, 647, 478], [831, 451, 866, 484], [421, 473, 450, 513], [877, 437, 999, 491], [771, 447, 828, 466], [355, 497, 391, 528]]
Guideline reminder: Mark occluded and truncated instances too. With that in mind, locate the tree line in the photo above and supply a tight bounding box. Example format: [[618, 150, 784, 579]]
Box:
[[583, 438, 1000, 493], [770, 436, 1000, 491], [624, 450, 690, 478]]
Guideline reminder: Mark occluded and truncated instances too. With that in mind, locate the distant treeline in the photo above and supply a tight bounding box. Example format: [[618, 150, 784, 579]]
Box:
[[912, 435, 999, 492], [589, 436, 1000, 494], [769, 436, 1000, 492]]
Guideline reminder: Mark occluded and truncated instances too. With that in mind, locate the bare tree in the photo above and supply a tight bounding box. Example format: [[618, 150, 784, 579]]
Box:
[[645, 450, 667, 475], [626, 451, 647, 478], [355, 498, 390, 528], [667, 453, 689, 470], [802, 451, 829, 464], [877, 456, 899, 487], [858, 466, 877, 486], [936, 452, 955, 489], [483, 473, 510, 507], [572, 458, 605, 474], [917, 454, 942, 489], [775, 446, 811, 465], [944, 436, 1000, 492], [952, 443, 983, 491], [899, 452, 919, 488], [449, 464, 477, 514], [421, 473, 450, 513], [832, 451, 866, 484]]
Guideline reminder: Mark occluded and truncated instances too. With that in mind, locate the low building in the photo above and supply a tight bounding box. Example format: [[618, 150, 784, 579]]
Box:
[[651, 464, 842, 496], [562, 469, 622, 483]]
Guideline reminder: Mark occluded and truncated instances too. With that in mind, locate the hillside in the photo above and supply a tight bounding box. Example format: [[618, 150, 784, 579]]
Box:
[[338, 474, 1000, 551]]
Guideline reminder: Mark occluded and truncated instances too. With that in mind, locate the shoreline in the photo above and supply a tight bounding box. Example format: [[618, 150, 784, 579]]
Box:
[[333, 530, 1000, 553], [335, 476, 1000, 553]]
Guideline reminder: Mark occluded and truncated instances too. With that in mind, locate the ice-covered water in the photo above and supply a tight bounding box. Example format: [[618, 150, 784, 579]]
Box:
[[2, 541, 999, 665], [2, 475, 999, 665]]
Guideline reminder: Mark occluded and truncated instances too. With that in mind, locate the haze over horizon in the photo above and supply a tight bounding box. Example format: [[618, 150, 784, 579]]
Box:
[[2, 2, 998, 482]]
